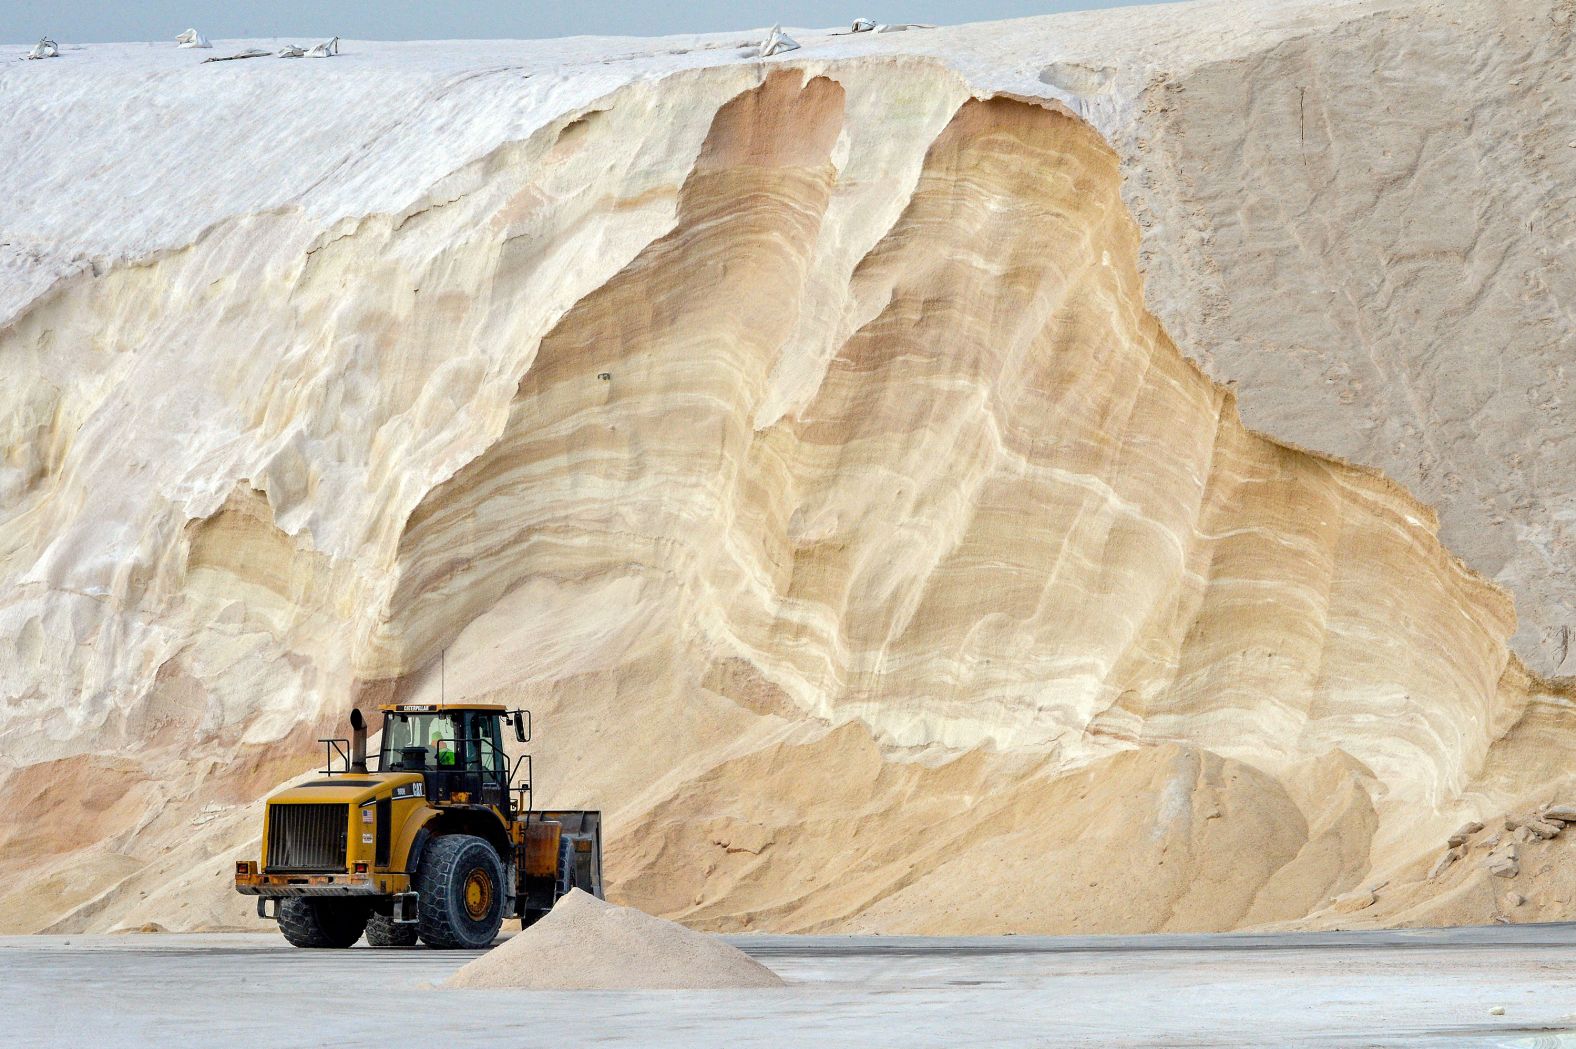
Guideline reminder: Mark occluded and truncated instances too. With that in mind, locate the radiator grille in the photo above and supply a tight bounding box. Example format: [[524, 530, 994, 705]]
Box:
[[266, 803, 347, 871]]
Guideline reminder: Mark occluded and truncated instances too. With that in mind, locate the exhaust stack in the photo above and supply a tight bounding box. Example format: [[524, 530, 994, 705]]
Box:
[[349, 709, 368, 774]]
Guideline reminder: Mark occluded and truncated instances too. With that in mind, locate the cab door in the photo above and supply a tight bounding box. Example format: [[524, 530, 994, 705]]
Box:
[[461, 711, 509, 813]]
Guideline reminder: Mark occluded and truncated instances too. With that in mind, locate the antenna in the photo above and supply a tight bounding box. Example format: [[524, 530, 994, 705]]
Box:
[[441, 647, 446, 705]]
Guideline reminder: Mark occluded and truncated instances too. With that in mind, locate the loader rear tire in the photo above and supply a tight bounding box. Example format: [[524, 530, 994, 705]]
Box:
[[557, 836, 578, 896], [278, 898, 367, 948], [416, 834, 505, 950], [365, 912, 419, 947]]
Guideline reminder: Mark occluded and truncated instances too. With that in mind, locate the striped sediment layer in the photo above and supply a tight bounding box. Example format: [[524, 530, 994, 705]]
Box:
[[1, 12, 1570, 935]]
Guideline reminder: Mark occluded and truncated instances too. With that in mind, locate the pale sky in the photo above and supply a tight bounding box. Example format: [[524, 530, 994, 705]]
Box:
[[3, 0, 1166, 44]]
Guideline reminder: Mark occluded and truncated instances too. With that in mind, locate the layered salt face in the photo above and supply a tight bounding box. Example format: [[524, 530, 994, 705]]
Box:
[[1, 0, 1571, 935]]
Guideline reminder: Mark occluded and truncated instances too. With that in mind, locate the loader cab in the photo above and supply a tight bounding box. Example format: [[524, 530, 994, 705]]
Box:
[[376, 703, 530, 816]]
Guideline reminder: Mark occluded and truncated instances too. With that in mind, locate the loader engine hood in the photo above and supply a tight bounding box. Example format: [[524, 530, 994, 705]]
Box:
[[267, 772, 424, 806]]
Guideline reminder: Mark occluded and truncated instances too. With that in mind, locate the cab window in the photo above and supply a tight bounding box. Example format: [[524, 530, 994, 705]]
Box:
[[379, 713, 461, 770]]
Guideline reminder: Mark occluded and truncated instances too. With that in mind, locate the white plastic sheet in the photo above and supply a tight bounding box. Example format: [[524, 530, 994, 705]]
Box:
[[175, 29, 212, 49], [759, 25, 800, 57], [26, 38, 59, 60]]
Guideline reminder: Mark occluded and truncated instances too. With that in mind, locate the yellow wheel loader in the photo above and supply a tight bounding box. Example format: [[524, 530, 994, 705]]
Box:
[[235, 702, 602, 948]]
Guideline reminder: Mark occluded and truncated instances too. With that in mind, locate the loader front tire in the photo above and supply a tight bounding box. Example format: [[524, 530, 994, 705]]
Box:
[[278, 898, 367, 948], [416, 834, 505, 949], [365, 911, 419, 947]]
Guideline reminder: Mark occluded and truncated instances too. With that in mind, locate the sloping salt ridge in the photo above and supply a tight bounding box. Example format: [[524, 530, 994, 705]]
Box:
[[0, 0, 1401, 325]]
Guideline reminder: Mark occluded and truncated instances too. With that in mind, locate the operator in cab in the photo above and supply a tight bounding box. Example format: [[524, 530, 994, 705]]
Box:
[[430, 725, 457, 767]]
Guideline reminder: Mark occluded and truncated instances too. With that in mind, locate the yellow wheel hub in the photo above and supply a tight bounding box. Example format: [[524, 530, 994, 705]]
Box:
[[463, 868, 493, 920]]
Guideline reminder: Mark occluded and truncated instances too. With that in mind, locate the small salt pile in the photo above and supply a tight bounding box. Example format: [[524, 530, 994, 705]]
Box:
[[444, 890, 783, 990]]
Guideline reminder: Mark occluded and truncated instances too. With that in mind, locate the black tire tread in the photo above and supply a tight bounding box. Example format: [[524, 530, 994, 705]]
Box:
[[416, 834, 505, 949], [278, 897, 366, 948], [365, 911, 419, 947], [558, 837, 577, 897]]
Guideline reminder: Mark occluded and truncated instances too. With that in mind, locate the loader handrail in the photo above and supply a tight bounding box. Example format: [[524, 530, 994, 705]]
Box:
[[316, 737, 351, 776], [510, 753, 533, 817], [426, 736, 518, 813]]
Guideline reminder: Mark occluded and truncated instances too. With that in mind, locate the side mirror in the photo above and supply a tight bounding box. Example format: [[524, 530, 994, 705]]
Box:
[[511, 710, 530, 743]]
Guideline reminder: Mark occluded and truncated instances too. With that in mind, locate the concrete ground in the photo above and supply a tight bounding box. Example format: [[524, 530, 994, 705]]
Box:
[[6, 925, 1576, 1047]]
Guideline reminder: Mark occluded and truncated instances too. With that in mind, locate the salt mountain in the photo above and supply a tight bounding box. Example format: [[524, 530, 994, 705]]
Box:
[[1, 0, 1572, 934]]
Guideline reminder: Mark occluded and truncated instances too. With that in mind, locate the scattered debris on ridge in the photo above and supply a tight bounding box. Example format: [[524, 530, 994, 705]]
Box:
[[203, 49, 271, 64], [758, 25, 800, 57]]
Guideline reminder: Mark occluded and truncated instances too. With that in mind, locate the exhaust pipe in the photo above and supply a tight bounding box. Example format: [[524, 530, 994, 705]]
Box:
[[349, 709, 368, 774]]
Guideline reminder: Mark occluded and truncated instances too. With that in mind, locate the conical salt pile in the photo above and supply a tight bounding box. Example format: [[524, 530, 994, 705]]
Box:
[[444, 890, 784, 990]]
